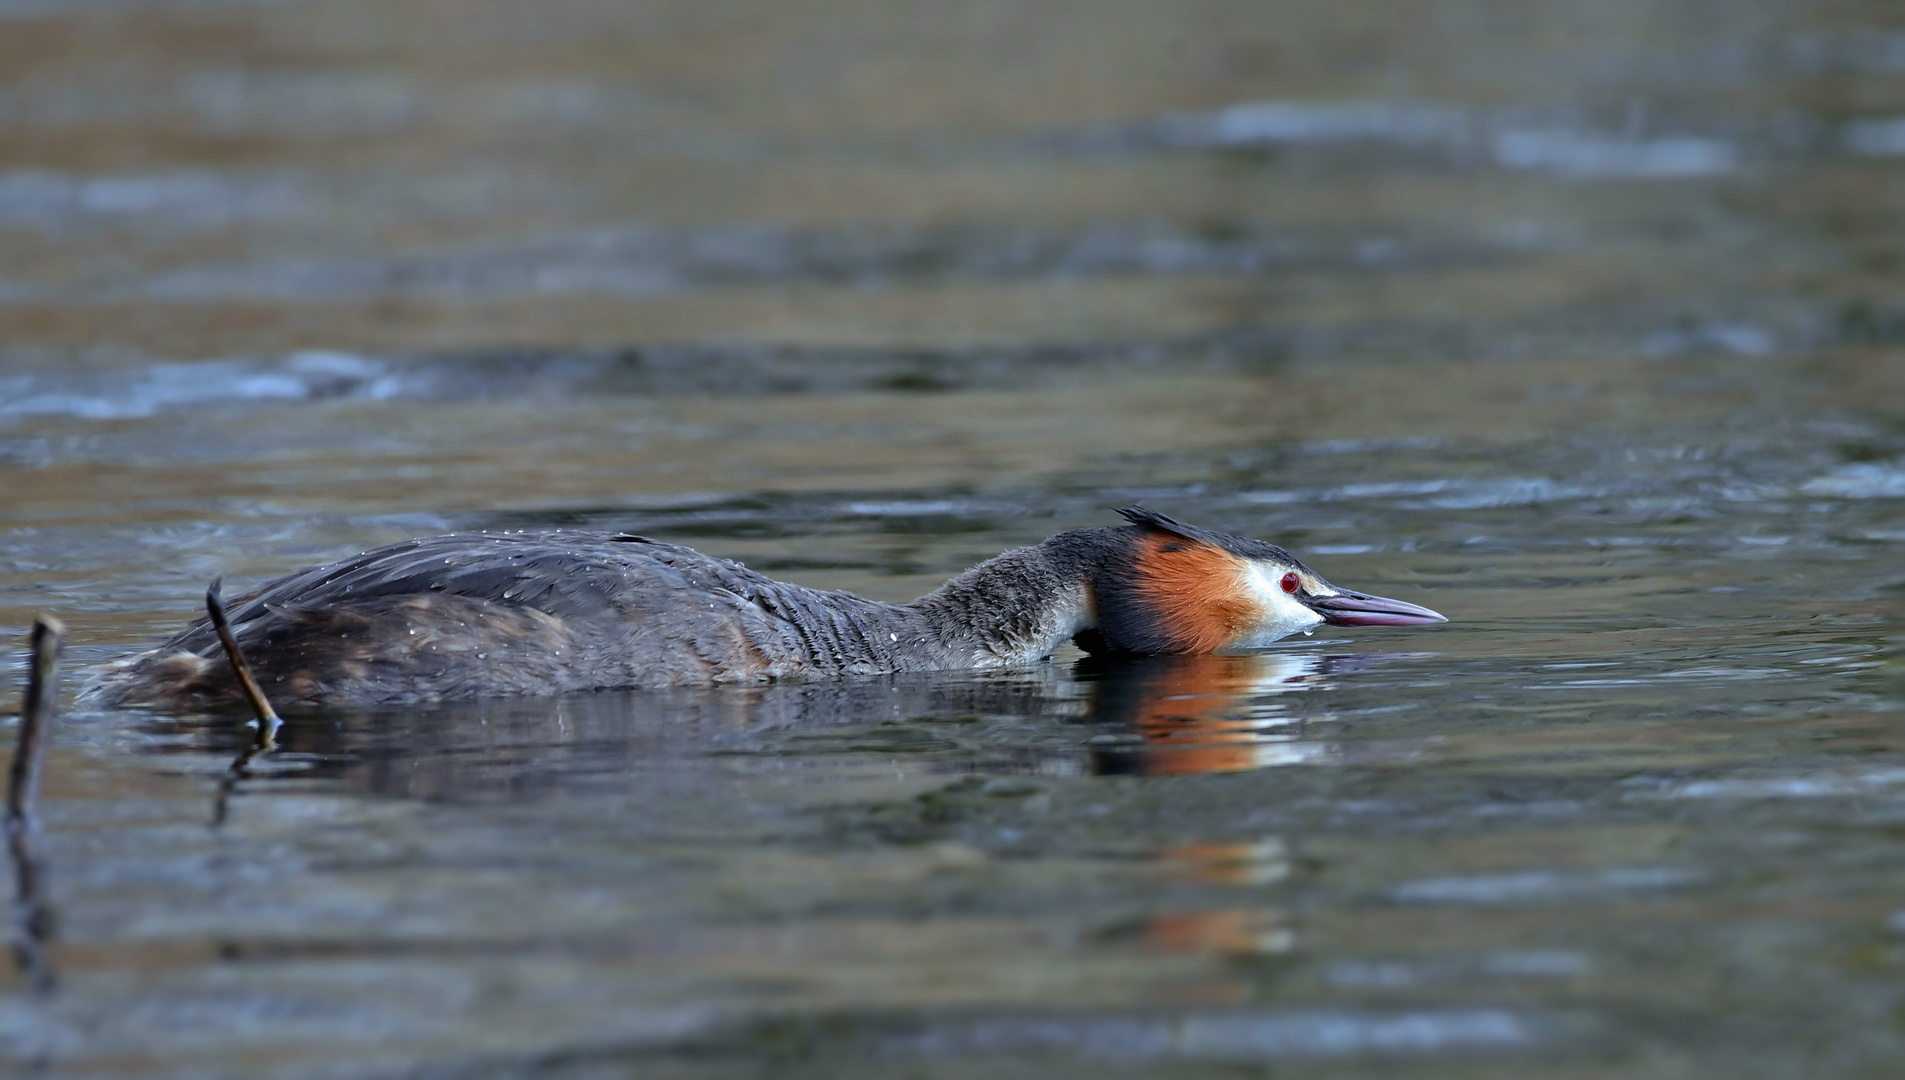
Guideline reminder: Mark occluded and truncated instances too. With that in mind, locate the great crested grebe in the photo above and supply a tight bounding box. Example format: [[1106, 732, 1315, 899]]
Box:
[[84, 507, 1445, 710]]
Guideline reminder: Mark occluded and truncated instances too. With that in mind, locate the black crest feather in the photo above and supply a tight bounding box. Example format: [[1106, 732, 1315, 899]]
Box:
[[1115, 506, 1200, 539], [1113, 505, 1304, 570]]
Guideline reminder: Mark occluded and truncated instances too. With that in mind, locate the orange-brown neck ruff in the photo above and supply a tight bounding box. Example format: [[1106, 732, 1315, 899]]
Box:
[[1129, 533, 1257, 653]]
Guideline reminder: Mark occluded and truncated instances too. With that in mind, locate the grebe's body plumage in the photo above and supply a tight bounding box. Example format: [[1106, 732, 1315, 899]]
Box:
[[85, 508, 1444, 710]]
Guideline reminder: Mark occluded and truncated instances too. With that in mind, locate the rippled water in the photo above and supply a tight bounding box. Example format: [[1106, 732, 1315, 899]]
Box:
[[3, 1, 1903, 1076]]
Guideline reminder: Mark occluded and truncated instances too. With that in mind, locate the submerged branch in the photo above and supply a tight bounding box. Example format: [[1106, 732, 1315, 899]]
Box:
[[8, 615, 64, 992]]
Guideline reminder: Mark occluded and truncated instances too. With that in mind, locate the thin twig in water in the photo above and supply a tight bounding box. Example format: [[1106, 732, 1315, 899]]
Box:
[[211, 743, 270, 829], [205, 580, 281, 828], [7, 616, 61, 827], [8, 615, 63, 992], [205, 578, 281, 745]]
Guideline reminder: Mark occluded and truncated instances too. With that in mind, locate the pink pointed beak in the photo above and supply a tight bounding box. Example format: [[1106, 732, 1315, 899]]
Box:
[[1305, 588, 1447, 628]]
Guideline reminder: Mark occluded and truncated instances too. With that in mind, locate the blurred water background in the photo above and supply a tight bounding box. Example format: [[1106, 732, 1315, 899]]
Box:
[[1, 1, 1902, 1076]]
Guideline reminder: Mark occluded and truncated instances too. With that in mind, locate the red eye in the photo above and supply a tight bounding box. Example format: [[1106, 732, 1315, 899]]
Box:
[[1280, 572, 1300, 594]]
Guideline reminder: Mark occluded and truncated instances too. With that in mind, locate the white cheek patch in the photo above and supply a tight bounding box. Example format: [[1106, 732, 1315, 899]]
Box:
[[1234, 562, 1325, 647]]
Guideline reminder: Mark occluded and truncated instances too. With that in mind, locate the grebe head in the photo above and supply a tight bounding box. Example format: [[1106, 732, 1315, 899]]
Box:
[[1086, 507, 1446, 654]]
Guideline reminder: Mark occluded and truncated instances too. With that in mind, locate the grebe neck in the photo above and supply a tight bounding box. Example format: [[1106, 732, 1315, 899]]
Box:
[[904, 540, 1097, 666]]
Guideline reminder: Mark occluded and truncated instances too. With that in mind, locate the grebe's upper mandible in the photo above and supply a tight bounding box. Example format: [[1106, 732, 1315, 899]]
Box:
[[84, 507, 1446, 710]]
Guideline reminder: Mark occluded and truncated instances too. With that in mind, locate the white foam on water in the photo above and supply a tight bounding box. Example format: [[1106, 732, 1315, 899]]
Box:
[[0, 170, 307, 228], [1629, 769, 1905, 801], [1844, 118, 1905, 157], [888, 1008, 1532, 1060], [1145, 99, 1741, 179], [1802, 463, 1905, 498], [1492, 129, 1739, 177], [1198, 101, 1473, 147], [0, 352, 407, 420], [1392, 866, 1702, 903]]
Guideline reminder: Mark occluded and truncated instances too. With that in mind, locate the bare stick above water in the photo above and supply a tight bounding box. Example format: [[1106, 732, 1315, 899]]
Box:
[[205, 581, 281, 829], [9, 615, 63, 993], [7, 615, 63, 828], [205, 578, 281, 739]]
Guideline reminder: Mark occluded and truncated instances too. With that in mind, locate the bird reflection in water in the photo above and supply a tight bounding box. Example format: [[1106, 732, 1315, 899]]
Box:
[[1074, 653, 1382, 963], [154, 651, 1380, 971], [1081, 651, 1351, 776], [1155, 837, 1291, 887], [1146, 838, 1296, 959], [156, 648, 1406, 821], [1144, 907, 1295, 958]]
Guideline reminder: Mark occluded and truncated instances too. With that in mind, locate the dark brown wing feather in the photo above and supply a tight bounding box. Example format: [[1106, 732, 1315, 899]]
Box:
[[87, 532, 908, 709]]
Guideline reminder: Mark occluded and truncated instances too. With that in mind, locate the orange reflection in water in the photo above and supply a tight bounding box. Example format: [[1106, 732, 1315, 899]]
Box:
[[1145, 907, 1295, 957], [1143, 839, 1297, 957], [1156, 838, 1291, 887], [1087, 652, 1339, 776]]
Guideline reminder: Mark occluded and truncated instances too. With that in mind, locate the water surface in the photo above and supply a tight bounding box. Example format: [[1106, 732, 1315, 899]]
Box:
[[2, 1, 1902, 1076]]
